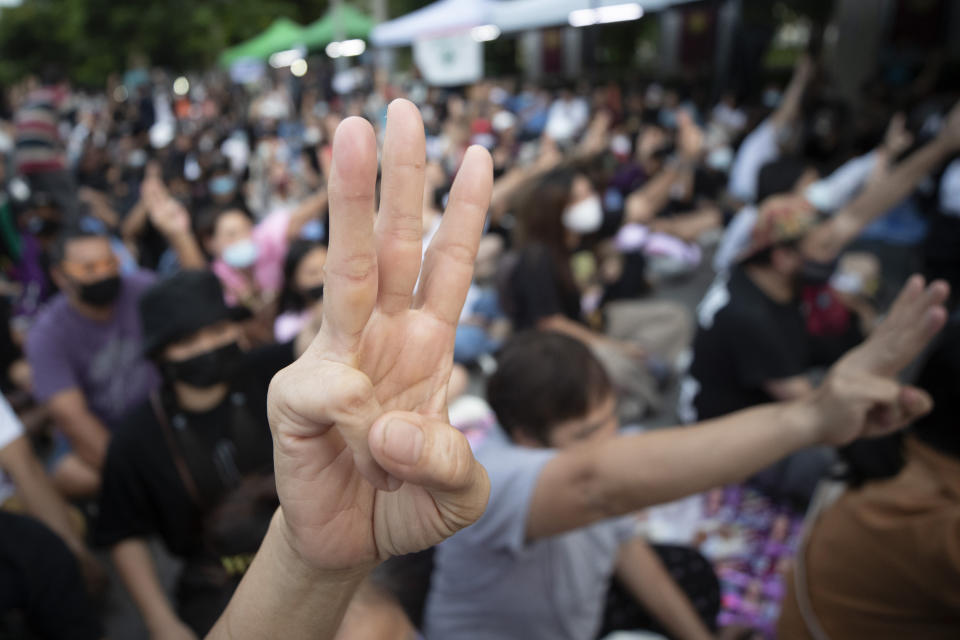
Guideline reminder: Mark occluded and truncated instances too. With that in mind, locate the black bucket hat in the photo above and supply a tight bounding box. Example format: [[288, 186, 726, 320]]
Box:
[[139, 270, 250, 357]]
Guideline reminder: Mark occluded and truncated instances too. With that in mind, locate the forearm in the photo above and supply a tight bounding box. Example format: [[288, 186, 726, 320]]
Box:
[[208, 509, 367, 640], [771, 59, 810, 128], [287, 191, 328, 241], [808, 137, 953, 261], [618, 540, 713, 640], [62, 419, 109, 469], [113, 538, 182, 633], [626, 165, 681, 224], [167, 230, 207, 270], [595, 400, 818, 514], [3, 439, 83, 553], [539, 315, 605, 349]]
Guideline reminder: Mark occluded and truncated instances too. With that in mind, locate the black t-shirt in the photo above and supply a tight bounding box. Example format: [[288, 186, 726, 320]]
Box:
[[506, 243, 582, 330], [94, 341, 294, 559], [0, 512, 102, 640], [681, 267, 857, 422]]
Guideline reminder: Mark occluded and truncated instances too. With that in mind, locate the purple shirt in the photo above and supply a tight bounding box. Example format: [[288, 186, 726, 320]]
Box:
[[26, 271, 160, 429]]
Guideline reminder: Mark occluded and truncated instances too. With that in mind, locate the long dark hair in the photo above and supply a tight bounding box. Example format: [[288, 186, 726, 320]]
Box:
[[277, 240, 326, 314], [514, 167, 577, 291]]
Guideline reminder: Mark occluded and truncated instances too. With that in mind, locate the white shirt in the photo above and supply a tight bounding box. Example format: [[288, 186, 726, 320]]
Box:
[[728, 119, 779, 203], [0, 396, 25, 504]]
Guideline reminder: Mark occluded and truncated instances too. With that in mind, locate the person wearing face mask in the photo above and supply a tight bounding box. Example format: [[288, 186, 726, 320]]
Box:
[[679, 102, 960, 502], [25, 228, 159, 498], [93, 270, 302, 639], [504, 168, 691, 419], [199, 188, 327, 317], [274, 240, 327, 343]]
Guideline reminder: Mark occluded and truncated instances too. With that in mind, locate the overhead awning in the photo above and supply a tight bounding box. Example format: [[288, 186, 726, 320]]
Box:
[[372, 0, 700, 47]]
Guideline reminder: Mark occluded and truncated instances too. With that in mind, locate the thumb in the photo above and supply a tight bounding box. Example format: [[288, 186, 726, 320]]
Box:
[[369, 410, 489, 511], [898, 385, 933, 424]]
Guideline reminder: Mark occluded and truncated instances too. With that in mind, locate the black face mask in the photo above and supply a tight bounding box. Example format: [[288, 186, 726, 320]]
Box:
[[165, 342, 243, 388], [303, 284, 324, 303], [77, 275, 122, 307]]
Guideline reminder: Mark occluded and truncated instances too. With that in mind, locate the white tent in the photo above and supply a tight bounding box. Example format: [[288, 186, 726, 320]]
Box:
[[372, 0, 700, 47], [371, 0, 495, 48], [492, 0, 695, 34]]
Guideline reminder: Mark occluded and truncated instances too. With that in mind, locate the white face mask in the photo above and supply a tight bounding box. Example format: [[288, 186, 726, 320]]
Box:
[[706, 146, 734, 172], [562, 195, 604, 234], [222, 239, 259, 269]]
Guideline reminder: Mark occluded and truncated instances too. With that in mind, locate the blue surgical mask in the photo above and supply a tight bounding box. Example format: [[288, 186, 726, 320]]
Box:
[[209, 175, 237, 197], [222, 239, 259, 269]]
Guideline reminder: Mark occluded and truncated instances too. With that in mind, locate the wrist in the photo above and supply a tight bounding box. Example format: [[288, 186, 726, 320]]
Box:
[[779, 395, 825, 448], [145, 604, 183, 634], [271, 508, 372, 587]]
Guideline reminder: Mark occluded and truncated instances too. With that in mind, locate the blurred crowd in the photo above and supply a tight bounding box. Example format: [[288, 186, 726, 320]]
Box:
[[0, 47, 958, 640]]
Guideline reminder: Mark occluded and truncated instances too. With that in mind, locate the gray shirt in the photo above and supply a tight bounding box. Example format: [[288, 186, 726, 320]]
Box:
[[424, 428, 637, 640]]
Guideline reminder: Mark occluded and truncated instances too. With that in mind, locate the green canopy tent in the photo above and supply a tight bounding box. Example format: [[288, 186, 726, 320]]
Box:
[[219, 17, 306, 66], [301, 4, 374, 50]]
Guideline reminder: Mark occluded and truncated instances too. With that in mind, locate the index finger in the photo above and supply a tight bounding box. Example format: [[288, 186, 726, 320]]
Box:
[[324, 117, 379, 347]]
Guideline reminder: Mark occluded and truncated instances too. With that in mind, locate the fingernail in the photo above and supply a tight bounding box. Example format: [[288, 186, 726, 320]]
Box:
[[382, 419, 424, 466]]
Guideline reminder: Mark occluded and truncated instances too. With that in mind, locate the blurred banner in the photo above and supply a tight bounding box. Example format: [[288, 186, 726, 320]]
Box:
[[414, 34, 483, 86]]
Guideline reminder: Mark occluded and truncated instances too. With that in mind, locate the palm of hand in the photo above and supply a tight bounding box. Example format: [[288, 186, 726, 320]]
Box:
[[269, 101, 492, 573]]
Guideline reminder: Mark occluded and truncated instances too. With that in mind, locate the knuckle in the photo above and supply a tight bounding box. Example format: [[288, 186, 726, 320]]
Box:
[[431, 240, 476, 268], [326, 253, 377, 283], [330, 370, 373, 414]]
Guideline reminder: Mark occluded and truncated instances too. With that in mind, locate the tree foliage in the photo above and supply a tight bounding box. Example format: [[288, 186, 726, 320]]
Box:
[[0, 0, 437, 87]]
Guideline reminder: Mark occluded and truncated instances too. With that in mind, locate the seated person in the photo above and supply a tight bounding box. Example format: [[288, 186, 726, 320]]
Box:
[[26, 228, 158, 497], [426, 331, 719, 640], [681, 110, 960, 501], [274, 239, 327, 342], [201, 100, 949, 640], [505, 167, 691, 418], [198, 190, 327, 312], [777, 319, 960, 639], [0, 394, 101, 585], [0, 511, 102, 640], [94, 270, 302, 637]]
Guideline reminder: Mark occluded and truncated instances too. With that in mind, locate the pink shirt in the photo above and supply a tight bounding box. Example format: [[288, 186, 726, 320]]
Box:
[[212, 209, 291, 306]]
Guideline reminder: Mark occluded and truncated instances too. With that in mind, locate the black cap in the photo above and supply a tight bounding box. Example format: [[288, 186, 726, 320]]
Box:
[[139, 270, 250, 357]]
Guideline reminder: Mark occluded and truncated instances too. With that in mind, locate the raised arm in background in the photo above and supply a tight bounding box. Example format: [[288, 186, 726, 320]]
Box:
[[803, 100, 960, 263]]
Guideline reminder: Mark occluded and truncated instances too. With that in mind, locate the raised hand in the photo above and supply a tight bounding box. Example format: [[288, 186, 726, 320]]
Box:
[[810, 275, 949, 445], [266, 99, 492, 572], [141, 177, 191, 238], [882, 112, 913, 157]]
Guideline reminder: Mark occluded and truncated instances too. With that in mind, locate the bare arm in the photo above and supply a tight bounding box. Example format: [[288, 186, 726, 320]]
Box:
[[113, 538, 197, 639], [771, 55, 814, 129], [526, 276, 949, 541], [538, 314, 644, 359], [625, 112, 704, 225], [208, 511, 362, 640], [625, 164, 682, 224], [286, 189, 328, 242], [616, 538, 714, 640], [141, 177, 206, 270], [528, 400, 815, 539], [121, 198, 150, 255], [48, 389, 110, 469], [0, 435, 84, 553], [803, 103, 960, 263], [764, 375, 814, 401]]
